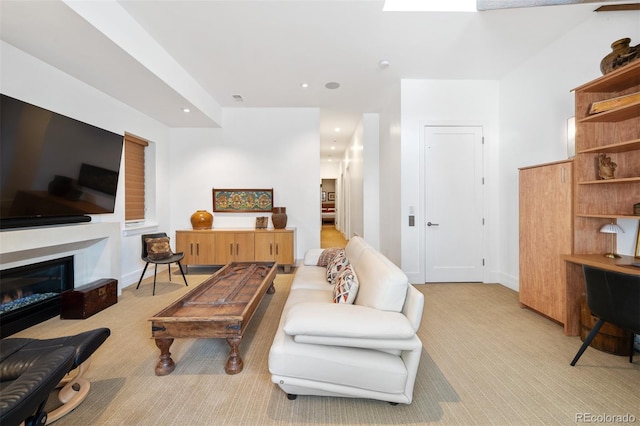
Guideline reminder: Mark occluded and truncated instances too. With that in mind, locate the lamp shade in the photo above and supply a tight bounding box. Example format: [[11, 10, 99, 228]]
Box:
[[599, 223, 624, 234]]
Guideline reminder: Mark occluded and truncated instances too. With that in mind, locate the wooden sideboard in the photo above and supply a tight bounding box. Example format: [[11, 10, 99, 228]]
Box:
[[562, 254, 639, 336], [176, 228, 295, 272]]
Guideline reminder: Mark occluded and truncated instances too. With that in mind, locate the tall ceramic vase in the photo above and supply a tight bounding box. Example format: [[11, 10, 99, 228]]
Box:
[[272, 207, 287, 229], [190, 210, 213, 229]]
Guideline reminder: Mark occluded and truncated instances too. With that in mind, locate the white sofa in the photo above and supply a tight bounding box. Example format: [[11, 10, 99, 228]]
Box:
[[268, 236, 424, 404]]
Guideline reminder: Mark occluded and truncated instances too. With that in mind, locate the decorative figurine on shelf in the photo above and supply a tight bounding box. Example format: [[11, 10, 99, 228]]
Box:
[[600, 38, 639, 75], [597, 153, 617, 180]]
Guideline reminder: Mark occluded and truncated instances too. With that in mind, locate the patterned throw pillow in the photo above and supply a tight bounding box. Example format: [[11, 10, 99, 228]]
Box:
[[333, 265, 359, 304], [145, 237, 172, 260], [326, 249, 349, 283], [317, 247, 342, 267]]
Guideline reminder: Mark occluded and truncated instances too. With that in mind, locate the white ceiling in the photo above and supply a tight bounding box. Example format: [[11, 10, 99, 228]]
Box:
[[1, 0, 635, 161]]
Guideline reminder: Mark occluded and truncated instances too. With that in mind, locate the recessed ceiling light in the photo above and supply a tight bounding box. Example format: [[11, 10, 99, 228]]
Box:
[[325, 82, 340, 90], [379, 60, 390, 69], [232, 94, 244, 102], [182, 107, 190, 113], [334, 127, 341, 132], [331, 146, 335, 150], [301, 83, 309, 88]]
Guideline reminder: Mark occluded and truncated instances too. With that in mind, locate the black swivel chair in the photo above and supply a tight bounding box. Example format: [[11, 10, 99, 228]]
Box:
[[570, 265, 640, 366], [136, 232, 188, 295], [1, 328, 110, 425], [0, 346, 75, 426]]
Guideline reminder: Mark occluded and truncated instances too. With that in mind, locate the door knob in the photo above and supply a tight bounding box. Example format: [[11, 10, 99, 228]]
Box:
[[427, 222, 439, 227]]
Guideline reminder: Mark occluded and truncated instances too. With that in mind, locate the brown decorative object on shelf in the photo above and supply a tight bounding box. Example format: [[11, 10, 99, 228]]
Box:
[[255, 217, 268, 229], [272, 207, 287, 229], [589, 92, 640, 115], [600, 38, 639, 75], [597, 153, 616, 180], [190, 210, 213, 229]]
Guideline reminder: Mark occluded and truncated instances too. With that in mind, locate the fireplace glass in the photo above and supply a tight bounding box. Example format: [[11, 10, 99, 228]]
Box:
[[0, 256, 74, 337]]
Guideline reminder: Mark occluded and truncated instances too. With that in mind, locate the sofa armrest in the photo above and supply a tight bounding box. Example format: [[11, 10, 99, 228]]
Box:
[[283, 302, 416, 340]]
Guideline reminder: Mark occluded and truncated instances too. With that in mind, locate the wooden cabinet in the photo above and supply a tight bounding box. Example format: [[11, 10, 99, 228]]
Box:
[[255, 230, 295, 270], [176, 229, 295, 269], [519, 63, 639, 336], [215, 231, 255, 264], [572, 60, 640, 254], [519, 160, 573, 324], [176, 230, 216, 265]]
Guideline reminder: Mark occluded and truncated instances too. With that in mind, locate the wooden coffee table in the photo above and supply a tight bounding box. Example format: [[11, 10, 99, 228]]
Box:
[[149, 262, 277, 375]]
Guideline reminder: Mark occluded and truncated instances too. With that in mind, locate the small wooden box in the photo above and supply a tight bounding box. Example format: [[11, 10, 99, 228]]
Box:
[[61, 279, 118, 319]]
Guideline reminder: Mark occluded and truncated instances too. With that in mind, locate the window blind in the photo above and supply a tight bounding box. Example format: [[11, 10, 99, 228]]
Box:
[[124, 133, 148, 221]]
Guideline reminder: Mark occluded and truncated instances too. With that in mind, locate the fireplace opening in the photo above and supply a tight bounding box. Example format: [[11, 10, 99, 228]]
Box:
[[0, 256, 74, 338]]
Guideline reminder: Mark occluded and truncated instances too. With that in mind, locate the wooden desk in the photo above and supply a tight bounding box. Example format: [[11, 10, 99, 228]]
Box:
[[562, 254, 640, 336]]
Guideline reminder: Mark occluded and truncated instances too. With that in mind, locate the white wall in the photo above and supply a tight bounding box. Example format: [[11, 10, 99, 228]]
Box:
[[362, 113, 380, 249], [0, 41, 172, 288], [379, 82, 402, 265], [320, 160, 340, 179], [498, 11, 640, 290], [400, 79, 500, 285], [168, 108, 321, 260]]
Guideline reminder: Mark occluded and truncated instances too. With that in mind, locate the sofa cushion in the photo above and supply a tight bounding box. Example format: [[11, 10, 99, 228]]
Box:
[[333, 265, 359, 304], [283, 303, 416, 339], [344, 236, 370, 271], [326, 250, 348, 283], [353, 250, 408, 312], [290, 266, 333, 291], [303, 249, 325, 266], [317, 248, 342, 267]]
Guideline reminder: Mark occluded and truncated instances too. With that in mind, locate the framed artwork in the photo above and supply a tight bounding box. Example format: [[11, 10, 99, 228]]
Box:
[[328, 192, 335, 201], [212, 188, 273, 212]]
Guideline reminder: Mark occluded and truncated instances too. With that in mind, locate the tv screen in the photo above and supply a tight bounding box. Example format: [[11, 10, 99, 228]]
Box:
[[0, 94, 124, 228]]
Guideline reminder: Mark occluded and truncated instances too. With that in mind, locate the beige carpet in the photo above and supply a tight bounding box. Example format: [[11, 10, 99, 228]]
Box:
[[11, 269, 640, 425]]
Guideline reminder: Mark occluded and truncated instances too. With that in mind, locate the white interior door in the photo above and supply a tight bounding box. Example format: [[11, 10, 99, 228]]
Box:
[[425, 126, 484, 282]]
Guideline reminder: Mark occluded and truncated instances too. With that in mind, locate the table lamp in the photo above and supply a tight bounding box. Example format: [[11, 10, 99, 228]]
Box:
[[599, 223, 624, 258]]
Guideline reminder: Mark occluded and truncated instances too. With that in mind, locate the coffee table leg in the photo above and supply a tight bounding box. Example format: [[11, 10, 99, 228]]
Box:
[[225, 336, 244, 374], [155, 338, 176, 376]]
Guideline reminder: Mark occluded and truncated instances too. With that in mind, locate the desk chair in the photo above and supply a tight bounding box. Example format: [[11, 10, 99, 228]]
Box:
[[571, 265, 640, 366], [136, 232, 188, 295]]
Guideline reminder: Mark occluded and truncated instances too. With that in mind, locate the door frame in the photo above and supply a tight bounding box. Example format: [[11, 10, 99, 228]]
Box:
[[418, 122, 487, 284]]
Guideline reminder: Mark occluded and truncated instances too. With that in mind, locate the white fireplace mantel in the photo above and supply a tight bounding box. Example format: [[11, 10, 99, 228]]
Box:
[[1, 222, 122, 291]]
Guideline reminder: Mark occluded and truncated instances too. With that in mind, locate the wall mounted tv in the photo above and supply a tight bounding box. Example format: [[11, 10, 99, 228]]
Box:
[[0, 94, 124, 229]]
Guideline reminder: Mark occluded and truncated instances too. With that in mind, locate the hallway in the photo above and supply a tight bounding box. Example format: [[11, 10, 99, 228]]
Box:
[[320, 225, 347, 248]]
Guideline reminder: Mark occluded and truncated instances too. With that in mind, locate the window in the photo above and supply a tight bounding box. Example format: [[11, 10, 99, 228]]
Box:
[[124, 133, 148, 221]]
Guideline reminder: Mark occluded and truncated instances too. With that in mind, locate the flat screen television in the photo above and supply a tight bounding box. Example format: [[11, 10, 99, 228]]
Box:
[[0, 94, 124, 229]]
